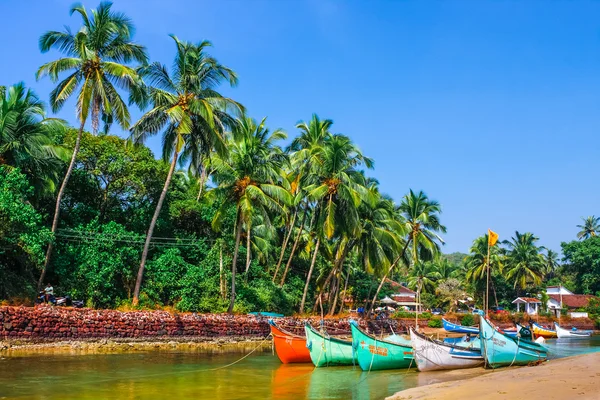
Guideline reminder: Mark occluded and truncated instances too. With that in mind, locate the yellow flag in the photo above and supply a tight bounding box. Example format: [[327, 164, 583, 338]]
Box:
[[488, 229, 499, 247]]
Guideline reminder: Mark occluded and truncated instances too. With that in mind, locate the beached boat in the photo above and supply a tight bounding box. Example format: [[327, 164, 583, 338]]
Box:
[[531, 322, 558, 338], [268, 320, 312, 364], [410, 329, 484, 371], [350, 320, 414, 371], [304, 323, 355, 367], [554, 323, 593, 339], [442, 318, 479, 334], [480, 316, 547, 368]]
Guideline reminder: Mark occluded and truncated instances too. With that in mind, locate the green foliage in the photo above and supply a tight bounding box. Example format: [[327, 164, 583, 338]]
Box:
[[460, 313, 475, 326], [562, 237, 600, 295], [0, 169, 52, 297], [427, 318, 442, 328]]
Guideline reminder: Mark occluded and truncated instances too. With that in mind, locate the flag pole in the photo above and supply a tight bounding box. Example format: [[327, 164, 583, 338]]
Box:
[[485, 238, 491, 317]]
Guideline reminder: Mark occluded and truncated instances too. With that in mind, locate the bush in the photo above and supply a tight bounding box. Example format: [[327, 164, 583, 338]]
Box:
[[428, 318, 442, 328], [392, 310, 414, 319], [460, 314, 475, 326]]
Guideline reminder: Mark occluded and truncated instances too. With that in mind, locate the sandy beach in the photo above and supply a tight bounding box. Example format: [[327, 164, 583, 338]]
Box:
[[388, 352, 600, 400]]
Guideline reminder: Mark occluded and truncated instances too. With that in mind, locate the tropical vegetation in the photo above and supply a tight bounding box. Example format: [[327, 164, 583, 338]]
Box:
[[2, 2, 599, 315]]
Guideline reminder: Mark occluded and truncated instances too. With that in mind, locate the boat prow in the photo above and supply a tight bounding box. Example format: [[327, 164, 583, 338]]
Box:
[[480, 315, 547, 368], [532, 322, 558, 338], [410, 328, 484, 372], [554, 322, 593, 339], [304, 323, 355, 367], [350, 320, 414, 371], [268, 319, 312, 364]]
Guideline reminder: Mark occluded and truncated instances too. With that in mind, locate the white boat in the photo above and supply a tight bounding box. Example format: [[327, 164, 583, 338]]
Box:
[[554, 323, 593, 339], [409, 328, 484, 372]]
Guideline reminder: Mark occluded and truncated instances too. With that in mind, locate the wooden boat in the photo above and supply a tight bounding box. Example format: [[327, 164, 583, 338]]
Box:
[[531, 322, 558, 338], [442, 318, 479, 334], [268, 320, 312, 364], [304, 323, 355, 367], [350, 320, 414, 371], [409, 328, 484, 371], [555, 323, 593, 339], [479, 316, 547, 368]]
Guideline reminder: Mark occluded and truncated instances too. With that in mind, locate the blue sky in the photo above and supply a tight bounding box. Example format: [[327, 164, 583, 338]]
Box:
[[1, 0, 599, 254]]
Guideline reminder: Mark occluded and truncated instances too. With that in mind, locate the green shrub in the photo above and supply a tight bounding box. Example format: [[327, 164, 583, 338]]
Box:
[[420, 312, 432, 320], [460, 314, 475, 326], [428, 318, 442, 328], [392, 310, 415, 319]]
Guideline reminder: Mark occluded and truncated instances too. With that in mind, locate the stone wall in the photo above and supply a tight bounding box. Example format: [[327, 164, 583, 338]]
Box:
[[0, 306, 401, 341]]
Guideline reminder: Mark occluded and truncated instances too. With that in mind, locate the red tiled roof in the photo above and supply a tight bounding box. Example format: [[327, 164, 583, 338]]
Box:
[[549, 294, 597, 309], [512, 297, 541, 303], [385, 279, 416, 294], [390, 295, 417, 303]]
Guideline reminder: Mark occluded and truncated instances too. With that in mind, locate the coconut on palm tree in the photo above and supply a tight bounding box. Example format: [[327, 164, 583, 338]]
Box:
[[0, 83, 66, 196], [577, 216, 600, 240], [211, 116, 290, 313], [36, 1, 148, 288], [130, 36, 242, 305]]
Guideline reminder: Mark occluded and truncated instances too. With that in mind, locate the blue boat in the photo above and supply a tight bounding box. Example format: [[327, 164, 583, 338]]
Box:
[[442, 318, 479, 334], [249, 312, 284, 318], [480, 315, 547, 368]]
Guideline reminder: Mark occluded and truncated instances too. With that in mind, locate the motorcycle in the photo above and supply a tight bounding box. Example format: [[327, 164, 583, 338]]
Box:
[[36, 292, 84, 308]]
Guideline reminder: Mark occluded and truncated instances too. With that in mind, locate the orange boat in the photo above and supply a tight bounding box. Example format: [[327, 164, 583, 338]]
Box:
[[269, 320, 312, 363]]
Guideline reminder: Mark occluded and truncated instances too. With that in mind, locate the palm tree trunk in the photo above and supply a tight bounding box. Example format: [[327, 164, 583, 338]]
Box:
[[299, 237, 320, 313], [38, 120, 85, 290], [244, 222, 252, 278], [367, 240, 410, 316], [337, 264, 351, 314], [196, 166, 208, 201], [132, 149, 179, 305], [219, 243, 226, 300], [279, 209, 307, 287], [272, 210, 297, 283], [228, 210, 243, 313], [329, 275, 340, 316]]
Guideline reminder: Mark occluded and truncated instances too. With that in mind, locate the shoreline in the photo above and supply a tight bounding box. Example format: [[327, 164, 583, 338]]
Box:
[[0, 336, 273, 356], [387, 352, 600, 400]]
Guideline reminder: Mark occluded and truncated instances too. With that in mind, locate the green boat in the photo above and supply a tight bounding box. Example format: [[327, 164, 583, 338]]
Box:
[[349, 320, 414, 371], [480, 315, 547, 368], [304, 323, 356, 367]]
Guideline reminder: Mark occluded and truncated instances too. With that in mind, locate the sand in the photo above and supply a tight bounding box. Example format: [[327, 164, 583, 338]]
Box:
[[388, 352, 600, 400]]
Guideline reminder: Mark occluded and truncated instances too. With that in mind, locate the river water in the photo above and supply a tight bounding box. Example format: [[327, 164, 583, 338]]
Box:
[[1, 337, 599, 400]]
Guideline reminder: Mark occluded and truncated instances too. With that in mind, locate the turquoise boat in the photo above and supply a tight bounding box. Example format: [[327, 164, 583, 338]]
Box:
[[479, 315, 547, 368], [349, 320, 414, 371], [304, 323, 355, 367]]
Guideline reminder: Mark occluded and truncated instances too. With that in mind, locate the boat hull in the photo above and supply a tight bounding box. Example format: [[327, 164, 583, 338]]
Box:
[[350, 321, 414, 371], [442, 318, 479, 334], [410, 329, 484, 371], [304, 324, 355, 367], [480, 316, 547, 368], [531, 323, 557, 338], [269, 320, 312, 364], [555, 323, 593, 339]]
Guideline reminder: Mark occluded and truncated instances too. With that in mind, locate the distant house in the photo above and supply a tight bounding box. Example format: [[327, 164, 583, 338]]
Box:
[[385, 279, 420, 310], [512, 297, 542, 315], [546, 286, 597, 318]]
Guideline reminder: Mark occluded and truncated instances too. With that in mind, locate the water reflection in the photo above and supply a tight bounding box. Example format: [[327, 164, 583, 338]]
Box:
[[1, 337, 599, 400]]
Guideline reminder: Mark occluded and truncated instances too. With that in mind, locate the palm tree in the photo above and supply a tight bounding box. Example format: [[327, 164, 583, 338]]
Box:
[[543, 249, 560, 278], [407, 261, 441, 296], [0, 83, 66, 196], [577, 216, 600, 240], [36, 1, 147, 288], [398, 190, 446, 315], [130, 36, 241, 305], [464, 234, 504, 307], [504, 231, 545, 290], [276, 115, 334, 286], [299, 134, 372, 313], [211, 116, 290, 313]]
